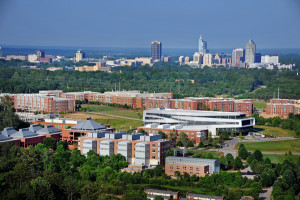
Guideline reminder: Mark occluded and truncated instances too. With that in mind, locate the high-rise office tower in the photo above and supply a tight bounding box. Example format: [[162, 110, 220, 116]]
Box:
[[151, 41, 162, 61], [245, 40, 256, 65], [75, 49, 85, 62], [37, 50, 45, 60], [0, 47, 2, 58], [199, 35, 208, 53], [232, 48, 244, 67]]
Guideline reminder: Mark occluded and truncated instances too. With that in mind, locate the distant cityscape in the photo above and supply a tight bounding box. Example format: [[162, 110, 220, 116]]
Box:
[[0, 35, 296, 72]]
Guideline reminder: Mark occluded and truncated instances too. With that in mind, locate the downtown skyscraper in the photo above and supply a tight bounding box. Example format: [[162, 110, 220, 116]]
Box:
[[198, 35, 208, 53], [151, 41, 162, 61], [245, 40, 256, 65]]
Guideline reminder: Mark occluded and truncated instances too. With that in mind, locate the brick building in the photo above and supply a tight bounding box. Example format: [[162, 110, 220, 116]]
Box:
[[165, 157, 220, 178], [137, 124, 208, 145], [10, 128, 46, 148], [146, 97, 254, 115], [13, 94, 75, 113], [62, 117, 114, 149], [266, 98, 300, 117], [36, 125, 61, 142]]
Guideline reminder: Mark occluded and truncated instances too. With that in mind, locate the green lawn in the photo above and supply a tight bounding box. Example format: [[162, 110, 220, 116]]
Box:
[[81, 104, 119, 112], [81, 104, 143, 120], [263, 154, 300, 164], [254, 100, 267, 109], [238, 139, 300, 153], [94, 118, 144, 131], [254, 125, 296, 137], [185, 149, 222, 158]]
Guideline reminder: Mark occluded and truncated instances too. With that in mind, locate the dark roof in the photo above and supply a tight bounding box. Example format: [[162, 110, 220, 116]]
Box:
[[1, 127, 17, 137], [71, 117, 106, 130], [28, 124, 43, 133], [37, 125, 61, 135], [187, 193, 223, 200], [10, 128, 38, 138]]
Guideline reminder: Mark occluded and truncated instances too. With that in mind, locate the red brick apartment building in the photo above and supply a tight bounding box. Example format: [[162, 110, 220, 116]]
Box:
[[266, 98, 300, 117], [13, 94, 75, 113], [146, 97, 254, 115], [137, 124, 208, 145]]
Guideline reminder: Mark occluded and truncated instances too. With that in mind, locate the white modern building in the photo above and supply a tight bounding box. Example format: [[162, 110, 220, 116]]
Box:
[[75, 49, 85, 62], [143, 108, 255, 136], [245, 40, 256, 65], [261, 55, 279, 65]]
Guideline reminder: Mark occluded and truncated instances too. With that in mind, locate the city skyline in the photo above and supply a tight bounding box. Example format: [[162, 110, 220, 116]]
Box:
[[0, 0, 300, 49]]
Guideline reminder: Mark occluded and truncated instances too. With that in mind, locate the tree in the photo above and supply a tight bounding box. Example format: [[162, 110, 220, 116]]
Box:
[[43, 138, 57, 150], [154, 197, 164, 200], [158, 131, 166, 139], [177, 132, 188, 145], [260, 172, 273, 187], [253, 150, 263, 161], [198, 141, 204, 148], [239, 132, 243, 140], [30, 177, 55, 200], [238, 144, 248, 159], [176, 141, 184, 147], [138, 128, 146, 134], [186, 140, 194, 147], [212, 139, 219, 148], [233, 157, 243, 170], [230, 131, 234, 137], [225, 153, 234, 169], [220, 155, 228, 170]]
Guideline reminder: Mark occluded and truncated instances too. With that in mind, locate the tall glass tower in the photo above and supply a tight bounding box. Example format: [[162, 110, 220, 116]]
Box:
[[151, 41, 162, 61], [198, 35, 208, 53], [245, 40, 256, 65]]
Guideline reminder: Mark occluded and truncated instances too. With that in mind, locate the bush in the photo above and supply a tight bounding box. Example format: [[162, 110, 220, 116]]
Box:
[[186, 141, 194, 147], [198, 141, 204, 148]]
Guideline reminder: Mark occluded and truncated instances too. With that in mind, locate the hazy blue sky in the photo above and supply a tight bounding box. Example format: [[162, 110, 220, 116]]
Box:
[[0, 0, 300, 49]]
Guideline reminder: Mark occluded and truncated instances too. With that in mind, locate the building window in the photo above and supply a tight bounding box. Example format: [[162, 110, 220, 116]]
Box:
[[177, 166, 180, 170]]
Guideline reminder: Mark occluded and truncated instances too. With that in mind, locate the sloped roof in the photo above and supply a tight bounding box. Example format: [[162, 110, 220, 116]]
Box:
[[10, 128, 38, 138], [1, 127, 17, 137], [37, 125, 61, 135], [71, 117, 106, 130], [0, 134, 12, 141], [28, 124, 43, 133]]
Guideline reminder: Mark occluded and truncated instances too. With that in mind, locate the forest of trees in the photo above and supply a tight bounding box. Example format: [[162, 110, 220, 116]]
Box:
[[0, 59, 300, 99]]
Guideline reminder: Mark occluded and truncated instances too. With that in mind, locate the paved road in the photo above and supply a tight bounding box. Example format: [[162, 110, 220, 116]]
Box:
[[88, 112, 143, 122], [259, 187, 272, 200]]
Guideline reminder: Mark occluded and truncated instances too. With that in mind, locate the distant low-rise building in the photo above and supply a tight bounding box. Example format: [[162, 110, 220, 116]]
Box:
[[5, 55, 27, 61], [145, 188, 179, 200], [165, 156, 220, 177], [183, 193, 223, 200]]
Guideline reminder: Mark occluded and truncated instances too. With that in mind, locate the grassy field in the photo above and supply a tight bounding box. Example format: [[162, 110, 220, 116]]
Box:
[[238, 139, 300, 153], [185, 149, 222, 158], [254, 100, 267, 109], [263, 154, 300, 164], [253, 125, 295, 137], [81, 104, 143, 120], [61, 111, 144, 131], [81, 104, 120, 112]]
